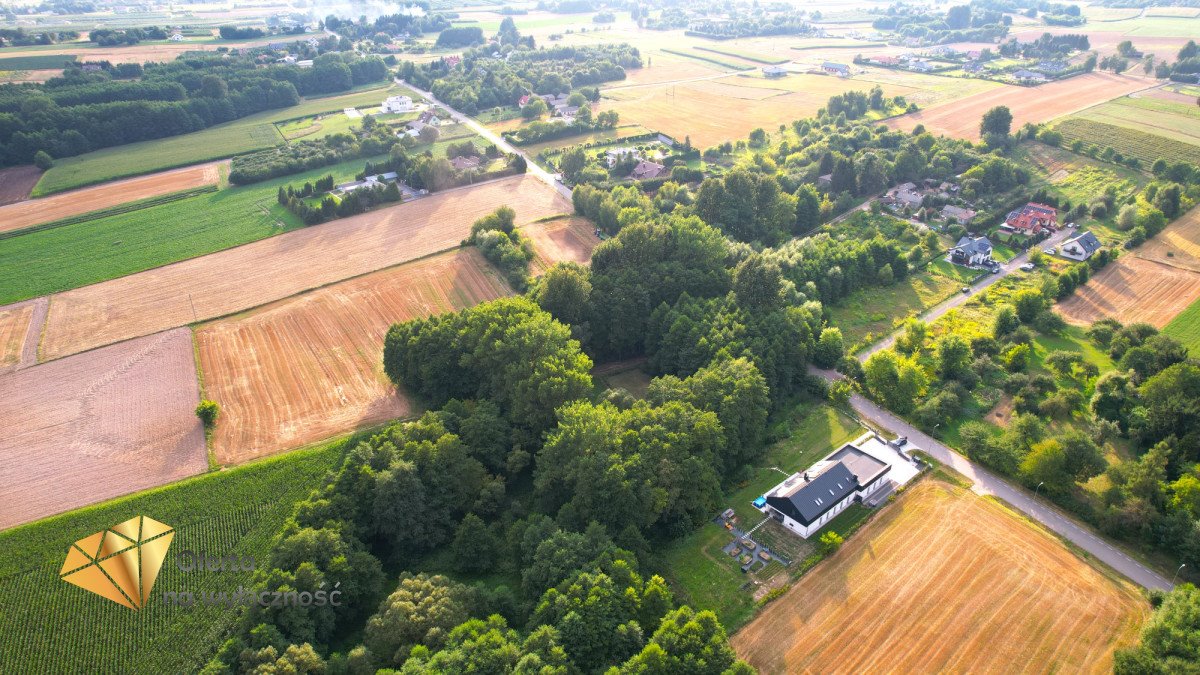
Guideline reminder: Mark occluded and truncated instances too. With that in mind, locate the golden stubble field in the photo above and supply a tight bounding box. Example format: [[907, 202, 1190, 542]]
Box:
[[0, 328, 207, 529], [732, 480, 1149, 674], [38, 175, 570, 361], [1058, 206, 1200, 327]]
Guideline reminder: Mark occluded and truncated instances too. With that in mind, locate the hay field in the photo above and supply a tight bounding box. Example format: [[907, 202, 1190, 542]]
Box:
[[889, 72, 1150, 140], [732, 480, 1148, 674], [603, 73, 911, 147], [1058, 207, 1200, 327], [196, 249, 512, 464], [0, 302, 32, 371], [39, 176, 568, 361], [524, 217, 601, 273], [0, 328, 207, 529], [0, 161, 223, 234]]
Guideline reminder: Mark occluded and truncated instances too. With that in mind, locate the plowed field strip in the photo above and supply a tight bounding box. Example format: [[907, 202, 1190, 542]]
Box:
[[40, 175, 569, 361], [523, 217, 602, 273], [196, 249, 514, 465], [731, 480, 1148, 674]]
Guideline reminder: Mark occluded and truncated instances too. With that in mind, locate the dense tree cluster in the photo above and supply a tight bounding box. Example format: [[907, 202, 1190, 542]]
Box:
[[217, 25, 265, 40], [1115, 584, 1200, 673], [400, 43, 641, 114], [0, 28, 79, 47], [0, 52, 387, 166], [467, 206, 535, 290], [870, 1, 1010, 44], [231, 121, 399, 184], [89, 26, 168, 45], [325, 8, 452, 42]]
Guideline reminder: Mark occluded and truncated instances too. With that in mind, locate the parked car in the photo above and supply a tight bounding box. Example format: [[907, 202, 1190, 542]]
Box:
[[1043, 247, 1056, 255], [961, 286, 971, 294], [1020, 263, 1035, 272], [893, 436, 908, 447]]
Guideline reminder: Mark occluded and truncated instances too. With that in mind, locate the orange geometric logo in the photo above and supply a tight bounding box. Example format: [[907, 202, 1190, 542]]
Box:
[[59, 516, 174, 610]]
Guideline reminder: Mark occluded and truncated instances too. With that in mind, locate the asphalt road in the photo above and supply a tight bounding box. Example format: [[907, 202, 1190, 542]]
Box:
[[861, 226, 1076, 359], [399, 79, 573, 201], [812, 368, 1173, 591]]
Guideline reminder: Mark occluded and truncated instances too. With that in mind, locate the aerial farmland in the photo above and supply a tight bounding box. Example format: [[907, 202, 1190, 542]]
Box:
[[1, 0, 1199, 672]]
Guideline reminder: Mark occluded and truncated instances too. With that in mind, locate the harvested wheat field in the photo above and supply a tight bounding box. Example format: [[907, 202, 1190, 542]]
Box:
[[197, 249, 513, 465], [1058, 208, 1200, 327], [0, 302, 32, 371], [732, 480, 1148, 674], [889, 72, 1150, 140], [0, 328, 207, 529], [523, 217, 602, 273], [0, 165, 40, 205], [39, 175, 569, 361], [0, 161, 223, 234]]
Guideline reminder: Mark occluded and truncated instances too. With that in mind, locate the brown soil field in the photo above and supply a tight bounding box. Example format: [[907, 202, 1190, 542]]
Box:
[[523, 217, 602, 273], [1057, 208, 1200, 327], [39, 175, 569, 361], [732, 480, 1148, 674], [196, 249, 512, 465], [0, 165, 40, 205], [0, 302, 32, 371], [0, 328, 207, 530], [0, 161, 224, 234], [889, 72, 1151, 140]]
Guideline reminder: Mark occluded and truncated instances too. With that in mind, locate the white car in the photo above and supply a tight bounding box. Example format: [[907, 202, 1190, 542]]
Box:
[[1043, 248, 1056, 255], [1020, 263, 1035, 272]]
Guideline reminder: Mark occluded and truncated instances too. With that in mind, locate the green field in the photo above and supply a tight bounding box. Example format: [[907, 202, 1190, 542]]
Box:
[[0, 54, 76, 70], [693, 45, 787, 65], [1053, 118, 1197, 168], [0, 437, 345, 673], [658, 403, 864, 630], [660, 48, 750, 71], [1165, 298, 1200, 357], [33, 85, 398, 195], [829, 271, 962, 350], [1074, 97, 1200, 148], [0, 155, 381, 304]]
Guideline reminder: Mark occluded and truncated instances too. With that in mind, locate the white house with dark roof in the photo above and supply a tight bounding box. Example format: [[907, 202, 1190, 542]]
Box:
[[755, 433, 919, 538], [1061, 230, 1102, 261], [950, 235, 993, 267]]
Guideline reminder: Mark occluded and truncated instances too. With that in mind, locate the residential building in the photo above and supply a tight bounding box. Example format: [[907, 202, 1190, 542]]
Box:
[[909, 59, 934, 73], [1060, 230, 1102, 261], [630, 159, 667, 180], [761, 65, 787, 78], [381, 95, 414, 113], [1005, 202, 1057, 235], [605, 147, 641, 167], [822, 61, 850, 77], [169, 33, 183, 41], [942, 204, 977, 225], [1012, 69, 1047, 82], [517, 94, 532, 107], [950, 235, 993, 267], [443, 55, 462, 67], [755, 434, 919, 539], [296, 59, 313, 68], [450, 155, 481, 170], [873, 55, 900, 66], [817, 174, 833, 190]]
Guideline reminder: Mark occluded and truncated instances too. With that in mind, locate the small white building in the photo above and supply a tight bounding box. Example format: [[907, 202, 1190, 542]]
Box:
[[381, 95, 414, 113], [169, 33, 184, 41], [1060, 230, 1101, 261], [296, 59, 313, 68], [605, 147, 641, 167], [755, 434, 917, 539]]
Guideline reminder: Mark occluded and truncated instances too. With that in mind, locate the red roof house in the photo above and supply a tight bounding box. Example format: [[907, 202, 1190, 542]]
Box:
[[518, 94, 531, 107], [1005, 202, 1057, 235], [444, 55, 462, 67]]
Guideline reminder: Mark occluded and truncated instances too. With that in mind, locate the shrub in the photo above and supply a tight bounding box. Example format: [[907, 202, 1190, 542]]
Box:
[[196, 399, 220, 427]]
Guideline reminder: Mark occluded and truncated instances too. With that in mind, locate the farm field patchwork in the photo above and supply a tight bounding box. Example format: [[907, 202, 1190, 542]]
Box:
[[889, 72, 1150, 140], [37, 176, 569, 360], [1057, 207, 1200, 328], [196, 248, 511, 465], [0, 328, 207, 530], [731, 479, 1149, 674], [33, 85, 398, 195], [523, 217, 602, 273], [0, 438, 343, 673], [0, 161, 224, 234]]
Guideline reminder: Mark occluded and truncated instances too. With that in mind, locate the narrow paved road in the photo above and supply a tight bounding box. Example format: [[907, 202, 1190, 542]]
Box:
[[812, 367, 1173, 591], [399, 79, 573, 201], [860, 226, 1076, 359]]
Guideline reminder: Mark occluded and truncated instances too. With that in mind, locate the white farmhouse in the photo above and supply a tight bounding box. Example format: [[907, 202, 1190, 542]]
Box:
[[1060, 230, 1101, 261], [381, 95, 414, 114]]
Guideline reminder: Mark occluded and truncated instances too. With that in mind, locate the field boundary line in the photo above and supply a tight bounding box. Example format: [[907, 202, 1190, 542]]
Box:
[[0, 185, 220, 240]]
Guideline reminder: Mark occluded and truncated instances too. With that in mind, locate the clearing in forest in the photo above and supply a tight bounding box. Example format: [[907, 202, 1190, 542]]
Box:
[[732, 480, 1148, 674]]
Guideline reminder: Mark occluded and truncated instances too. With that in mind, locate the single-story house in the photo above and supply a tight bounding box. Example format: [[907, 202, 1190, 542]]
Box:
[[1061, 230, 1102, 261], [169, 33, 183, 41], [942, 204, 977, 225], [822, 61, 850, 77], [1006, 202, 1057, 235], [950, 235, 994, 267], [909, 59, 934, 73], [762, 65, 787, 78], [755, 434, 919, 539], [517, 94, 532, 107], [450, 155, 481, 171], [1012, 69, 1047, 82], [381, 95, 414, 113], [630, 159, 667, 180], [873, 55, 900, 66], [555, 105, 580, 118]]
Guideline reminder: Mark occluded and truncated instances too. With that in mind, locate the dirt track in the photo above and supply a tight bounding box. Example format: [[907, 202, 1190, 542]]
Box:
[[0, 161, 223, 234], [39, 176, 569, 361], [523, 217, 602, 273], [1057, 207, 1200, 327], [732, 480, 1148, 674], [0, 328, 207, 530], [0, 166, 40, 205], [196, 249, 512, 464], [888, 72, 1150, 140]]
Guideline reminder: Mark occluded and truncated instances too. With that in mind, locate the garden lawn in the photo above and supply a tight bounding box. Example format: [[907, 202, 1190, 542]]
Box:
[[0, 155, 381, 304], [33, 85, 399, 195]]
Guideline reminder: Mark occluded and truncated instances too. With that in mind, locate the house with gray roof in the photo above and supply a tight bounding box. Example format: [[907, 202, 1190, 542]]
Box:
[[950, 235, 993, 267], [1061, 230, 1102, 261]]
